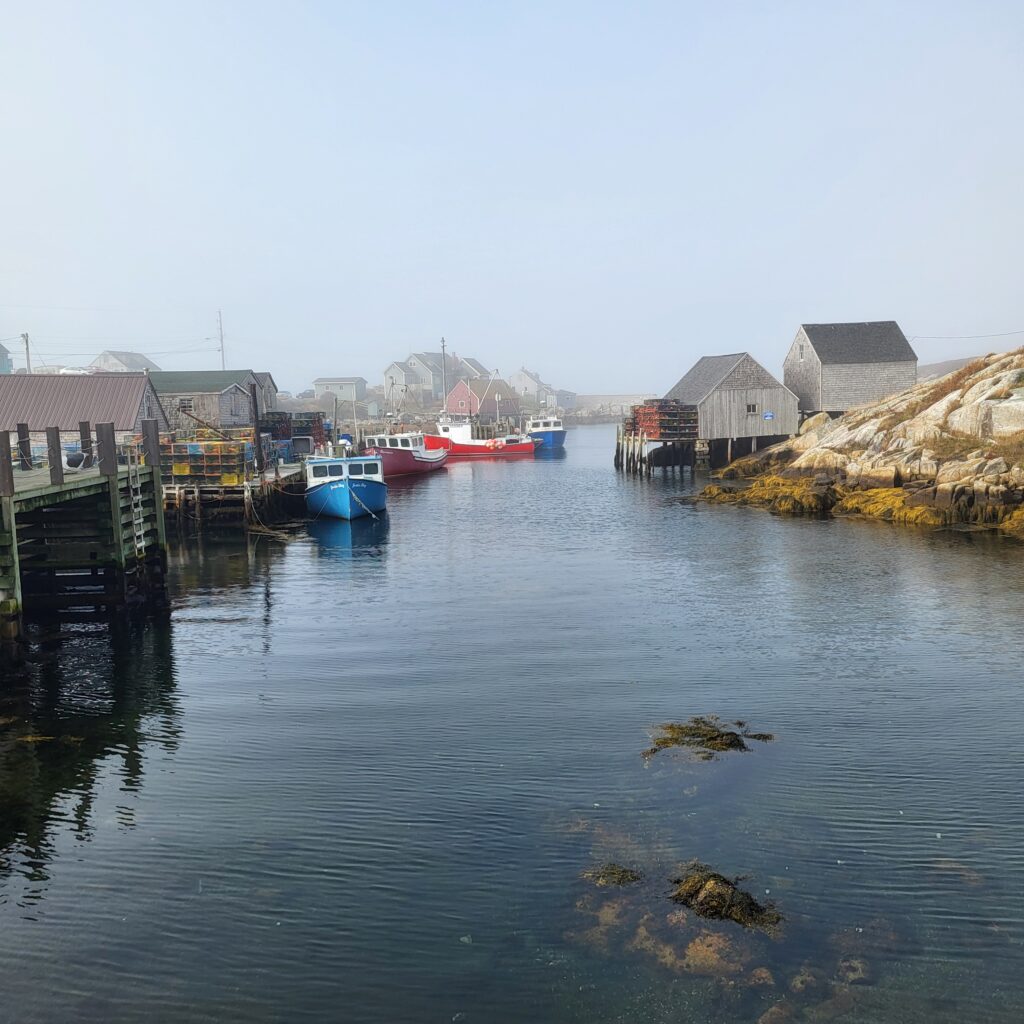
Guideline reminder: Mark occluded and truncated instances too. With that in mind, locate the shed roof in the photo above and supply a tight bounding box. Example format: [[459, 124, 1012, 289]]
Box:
[[801, 321, 916, 364], [0, 373, 165, 430], [313, 376, 368, 384], [92, 350, 161, 371], [149, 369, 255, 394], [254, 372, 278, 392], [665, 354, 747, 404]]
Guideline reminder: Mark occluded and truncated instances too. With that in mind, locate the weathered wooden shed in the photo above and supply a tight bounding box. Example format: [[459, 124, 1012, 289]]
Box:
[[149, 370, 259, 432], [783, 321, 918, 414], [665, 353, 799, 444]]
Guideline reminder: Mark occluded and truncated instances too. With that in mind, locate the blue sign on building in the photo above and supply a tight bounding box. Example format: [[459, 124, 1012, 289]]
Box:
[[763, 411, 775, 421]]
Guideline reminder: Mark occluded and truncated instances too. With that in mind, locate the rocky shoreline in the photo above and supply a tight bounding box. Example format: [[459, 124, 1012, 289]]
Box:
[[695, 349, 1024, 540]]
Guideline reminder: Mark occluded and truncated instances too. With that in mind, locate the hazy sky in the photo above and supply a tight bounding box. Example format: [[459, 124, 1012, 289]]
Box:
[[2, 1, 1022, 393]]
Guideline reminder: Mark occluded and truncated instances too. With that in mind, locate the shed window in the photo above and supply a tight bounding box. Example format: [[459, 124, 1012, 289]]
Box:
[[799, 344, 805, 361], [746, 404, 758, 415], [178, 398, 194, 413], [459, 400, 466, 409]]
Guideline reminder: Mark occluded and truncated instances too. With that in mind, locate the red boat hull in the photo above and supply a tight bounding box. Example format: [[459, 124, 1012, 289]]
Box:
[[363, 445, 449, 477], [423, 434, 536, 458]]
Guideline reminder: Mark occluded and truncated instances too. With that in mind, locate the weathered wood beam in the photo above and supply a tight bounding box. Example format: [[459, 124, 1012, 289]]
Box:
[[46, 427, 64, 486]]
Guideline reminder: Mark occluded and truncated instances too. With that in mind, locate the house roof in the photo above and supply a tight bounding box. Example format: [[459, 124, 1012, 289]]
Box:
[[92, 350, 161, 372], [254, 372, 278, 392], [149, 369, 255, 395], [313, 376, 368, 384], [0, 342, 10, 356], [665, 354, 747, 403], [800, 321, 917, 365], [459, 357, 489, 376], [385, 360, 415, 376], [465, 377, 518, 402], [0, 373, 165, 431]]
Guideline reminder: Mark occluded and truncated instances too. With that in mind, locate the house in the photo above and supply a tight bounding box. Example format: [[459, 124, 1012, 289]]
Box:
[[149, 370, 262, 432], [383, 361, 423, 405], [0, 372, 168, 435], [783, 321, 918, 414], [253, 372, 279, 411], [445, 378, 521, 423], [313, 377, 368, 403], [508, 368, 549, 403], [384, 352, 491, 404], [665, 353, 799, 442], [90, 350, 161, 373], [0, 342, 12, 375]]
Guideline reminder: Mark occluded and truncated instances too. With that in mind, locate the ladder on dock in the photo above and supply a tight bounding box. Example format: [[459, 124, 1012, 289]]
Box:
[[126, 448, 148, 556]]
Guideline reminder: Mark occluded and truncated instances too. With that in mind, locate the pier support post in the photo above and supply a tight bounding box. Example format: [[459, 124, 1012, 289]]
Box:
[[16, 423, 31, 471], [0, 433, 23, 655], [80, 421, 94, 467], [46, 427, 64, 486]]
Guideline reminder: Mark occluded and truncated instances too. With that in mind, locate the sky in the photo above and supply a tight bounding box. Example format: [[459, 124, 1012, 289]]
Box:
[[1, 0, 1023, 394]]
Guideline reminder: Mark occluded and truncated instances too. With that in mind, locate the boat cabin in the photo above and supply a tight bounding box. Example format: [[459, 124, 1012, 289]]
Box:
[[527, 417, 563, 431], [364, 433, 425, 449], [305, 456, 383, 488]]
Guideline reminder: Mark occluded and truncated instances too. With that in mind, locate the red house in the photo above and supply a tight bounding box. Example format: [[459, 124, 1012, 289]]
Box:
[[444, 378, 521, 423]]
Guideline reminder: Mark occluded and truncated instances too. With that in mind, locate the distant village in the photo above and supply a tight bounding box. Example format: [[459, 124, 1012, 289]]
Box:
[[0, 341, 647, 429], [0, 323, 968, 444]]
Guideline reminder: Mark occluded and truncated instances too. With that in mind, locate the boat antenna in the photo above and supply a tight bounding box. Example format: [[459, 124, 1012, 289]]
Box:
[[440, 337, 449, 414]]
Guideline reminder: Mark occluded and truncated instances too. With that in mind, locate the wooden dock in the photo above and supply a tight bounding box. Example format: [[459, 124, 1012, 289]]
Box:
[[161, 463, 306, 528], [1, 421, 167, 656]]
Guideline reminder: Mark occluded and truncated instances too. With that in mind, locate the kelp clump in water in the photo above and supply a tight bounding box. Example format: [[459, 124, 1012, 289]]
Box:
[[582, 863, 644, 887], [643, 715, 773, 761], [670, 861, 782, 934]]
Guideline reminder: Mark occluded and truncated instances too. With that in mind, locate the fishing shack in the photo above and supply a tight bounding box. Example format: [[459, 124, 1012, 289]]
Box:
[[618, 353, 798, 474]]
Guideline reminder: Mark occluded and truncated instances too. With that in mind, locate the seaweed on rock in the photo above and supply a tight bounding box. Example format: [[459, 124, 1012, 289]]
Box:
[[643, 715, 774, 761], [670, 861, 782, 934]]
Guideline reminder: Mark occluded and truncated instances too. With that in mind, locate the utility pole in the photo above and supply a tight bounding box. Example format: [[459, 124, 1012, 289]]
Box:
[[217, 310, 225, 370], [440, 337, 448, 413], [21, 333, 31, 373]]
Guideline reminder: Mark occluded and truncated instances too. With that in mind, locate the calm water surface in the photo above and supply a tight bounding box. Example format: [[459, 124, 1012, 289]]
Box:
[[1, 424, 1022, 1023]]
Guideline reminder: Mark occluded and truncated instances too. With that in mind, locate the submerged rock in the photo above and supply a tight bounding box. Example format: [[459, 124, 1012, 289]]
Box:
[[836, 956, 871, 985], [582, 863, 644, 887], [644, 715, 773, 761], [670, 861, 782, 933]]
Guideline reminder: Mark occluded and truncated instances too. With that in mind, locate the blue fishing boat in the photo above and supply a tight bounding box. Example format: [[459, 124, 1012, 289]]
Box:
[[525, 415, 567, 449], [305, 455, 387, 520]]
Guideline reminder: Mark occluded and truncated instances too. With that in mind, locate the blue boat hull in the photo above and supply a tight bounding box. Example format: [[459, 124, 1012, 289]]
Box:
[[306, 479, 387, 520], [528, 429, 567, 449]]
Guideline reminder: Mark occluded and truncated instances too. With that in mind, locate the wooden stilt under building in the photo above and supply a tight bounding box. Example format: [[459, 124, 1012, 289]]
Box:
[[1, 420, 168, 660]]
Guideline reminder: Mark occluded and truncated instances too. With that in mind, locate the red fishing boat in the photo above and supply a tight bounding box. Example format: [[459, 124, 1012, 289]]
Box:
[[362, 432, 449, 477], [423, 416, 539, 458]]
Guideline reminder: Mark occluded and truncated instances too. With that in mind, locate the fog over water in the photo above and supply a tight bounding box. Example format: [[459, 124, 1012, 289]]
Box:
[[3, 2, 1024, 391]]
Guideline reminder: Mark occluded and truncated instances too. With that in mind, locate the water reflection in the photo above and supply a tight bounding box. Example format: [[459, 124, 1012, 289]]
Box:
[[307, 514, 390, 558], [0, 618, 178, 898]]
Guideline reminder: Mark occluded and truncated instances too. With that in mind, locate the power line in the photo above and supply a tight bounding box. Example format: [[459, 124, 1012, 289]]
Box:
[[911, 328, 1024, 340]]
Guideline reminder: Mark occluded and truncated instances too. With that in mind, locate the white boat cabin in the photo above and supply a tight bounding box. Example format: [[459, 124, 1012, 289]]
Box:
[[527, 417, 564, 431], [364, 433, 426, 450], [305, 457, 383, 487]]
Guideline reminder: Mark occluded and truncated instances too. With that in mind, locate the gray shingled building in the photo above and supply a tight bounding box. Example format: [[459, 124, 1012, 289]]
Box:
[[783, 321, 918, 414], [665, 352, 799, 444]]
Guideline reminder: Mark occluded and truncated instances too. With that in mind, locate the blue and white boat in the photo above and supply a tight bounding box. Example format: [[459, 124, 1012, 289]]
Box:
[[305, 455, 387, 520], [525, 415, 567, 449]]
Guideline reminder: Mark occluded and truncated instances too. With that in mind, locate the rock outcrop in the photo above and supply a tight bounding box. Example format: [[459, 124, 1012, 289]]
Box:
[[703, 349, 1024, 538]]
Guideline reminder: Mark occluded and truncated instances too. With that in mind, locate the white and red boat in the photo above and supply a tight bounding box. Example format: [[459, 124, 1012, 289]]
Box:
[[424, 416, 539, 458], [362, 432, 449, 477]]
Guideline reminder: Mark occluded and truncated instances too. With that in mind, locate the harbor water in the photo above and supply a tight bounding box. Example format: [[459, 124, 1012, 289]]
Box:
[[1, 424, 1022, 1023]]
